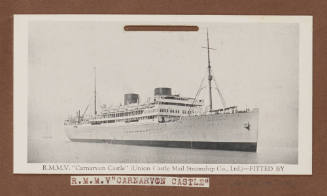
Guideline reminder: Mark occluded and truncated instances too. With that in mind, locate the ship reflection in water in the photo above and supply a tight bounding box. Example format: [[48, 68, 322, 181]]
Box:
[[28, 137, 297, 164]]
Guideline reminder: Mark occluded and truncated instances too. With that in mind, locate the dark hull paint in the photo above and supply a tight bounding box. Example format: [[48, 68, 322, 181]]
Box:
[[70, 139, 257, 152]]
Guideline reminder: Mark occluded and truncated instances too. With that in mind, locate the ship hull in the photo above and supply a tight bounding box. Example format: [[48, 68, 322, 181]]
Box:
[[65, 109, 259, 152], [69, 139, 257, 151]]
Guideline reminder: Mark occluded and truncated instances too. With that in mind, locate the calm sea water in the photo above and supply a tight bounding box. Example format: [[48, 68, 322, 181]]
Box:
[[28, 136, 297, 164]]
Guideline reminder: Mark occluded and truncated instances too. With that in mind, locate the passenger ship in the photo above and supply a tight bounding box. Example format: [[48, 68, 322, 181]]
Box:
[[64, 30, 259, 152]]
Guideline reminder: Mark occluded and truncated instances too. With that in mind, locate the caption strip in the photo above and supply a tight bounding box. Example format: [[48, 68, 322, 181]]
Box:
[[71, 176, 209, 188], [44, 164, 285, 173]]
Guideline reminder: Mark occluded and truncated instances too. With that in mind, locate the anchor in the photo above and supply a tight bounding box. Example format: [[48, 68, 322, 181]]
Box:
[[244, 122, 251, 130]]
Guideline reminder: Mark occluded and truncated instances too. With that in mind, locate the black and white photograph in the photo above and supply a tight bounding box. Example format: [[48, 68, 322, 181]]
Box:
[[14, 15, 312, 174]]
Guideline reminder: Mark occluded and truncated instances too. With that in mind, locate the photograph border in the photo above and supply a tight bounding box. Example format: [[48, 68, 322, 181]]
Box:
[[13, 14, 312, 174]]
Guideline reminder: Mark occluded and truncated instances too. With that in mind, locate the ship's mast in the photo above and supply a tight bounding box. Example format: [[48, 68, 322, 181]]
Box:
[[205, 29, 214, 111], [94, 67, 97, 115]]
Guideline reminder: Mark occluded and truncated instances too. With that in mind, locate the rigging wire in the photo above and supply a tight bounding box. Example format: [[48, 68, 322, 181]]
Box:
[[212, 76, 226, 109], [187, 76, 206, 116]]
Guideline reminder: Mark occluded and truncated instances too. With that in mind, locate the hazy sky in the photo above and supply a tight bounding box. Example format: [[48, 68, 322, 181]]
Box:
[[28, 21, 299, 148]]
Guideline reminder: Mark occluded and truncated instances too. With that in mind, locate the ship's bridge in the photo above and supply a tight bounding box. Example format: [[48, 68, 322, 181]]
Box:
[[154, 95, 204, 107], [152, 87, 204, 124], [153, 87, 203, 106], [153, 94, 204, 119]]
